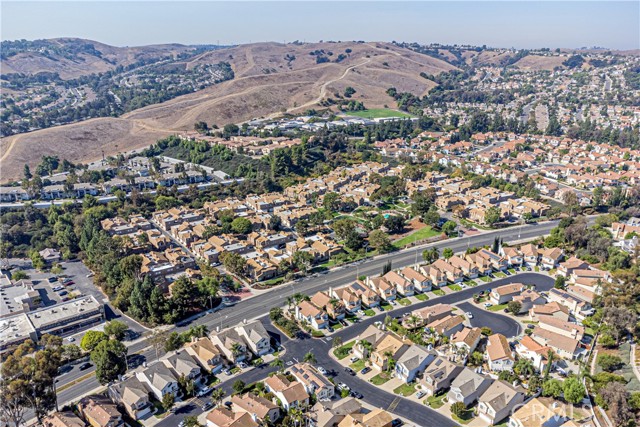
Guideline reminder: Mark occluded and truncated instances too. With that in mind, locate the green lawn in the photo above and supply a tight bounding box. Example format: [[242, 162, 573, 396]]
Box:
[[381, 302, 393, 311], [508, 269, 516, 274], [331, 322, 344, 330], [479, 276, 491, 282], [452, 410, 475, 425], [494, 272, 507, 278], [350, 359, 366, 372], [393, 383, 416, 396], [334, 342, 354, 360], [448, 284, 462, 291], [370, 373, 391, 385], [464, 280, 477, 287], [397, 298, 412, 306], [348, 108, 413, 119], [364, 309, 376, 316], [534, 266, 540, 272], [426, 392, 446, 409], [393, 226, 441, 248], [488, 304, 508, 312], [433, 289, 445, 296], [415, 293, 429, 301]]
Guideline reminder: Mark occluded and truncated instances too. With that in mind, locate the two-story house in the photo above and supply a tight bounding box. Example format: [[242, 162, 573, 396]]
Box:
[[290, 363, 335, 401], [447, 368, 493, 408], [136, 363, 180, 401], [486, 334, 514, 372], [421, 356, 464, 396], [295, 300, 329, 330], [477, 381, 525, 425], [394, 344, 435, 383]]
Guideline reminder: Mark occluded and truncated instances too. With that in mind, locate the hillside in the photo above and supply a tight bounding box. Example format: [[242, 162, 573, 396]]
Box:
[[0, 41, 456, 182], [1, 38, 194, 79]]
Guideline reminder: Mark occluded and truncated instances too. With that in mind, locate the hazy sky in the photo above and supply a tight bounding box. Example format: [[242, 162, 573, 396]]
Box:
[[2, 1, 639, 50]]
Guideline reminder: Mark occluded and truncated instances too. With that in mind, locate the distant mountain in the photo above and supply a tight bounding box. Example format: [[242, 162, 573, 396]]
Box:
[[1, 38, 195, 79]]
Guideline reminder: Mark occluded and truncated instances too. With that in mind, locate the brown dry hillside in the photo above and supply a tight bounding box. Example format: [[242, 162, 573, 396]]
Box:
[[0, 41, 456, 182], [1, 38, 193, 79]]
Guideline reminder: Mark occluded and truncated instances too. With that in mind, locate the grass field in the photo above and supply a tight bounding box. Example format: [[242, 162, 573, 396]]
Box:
[[347, 108, 413, 119], [426, 392, 446, 409], [433, 289, 445, 296], [350, 359, 366, 372], [393, 383, 417, 396], [488, 304, 508, 312], [393, 226, 441, 248], [364, 309, 376, 316], [448, 284, 462, 291], [370, 373, 391, 385], [415, 294, 429, 301], [397, 298, 412, 306]]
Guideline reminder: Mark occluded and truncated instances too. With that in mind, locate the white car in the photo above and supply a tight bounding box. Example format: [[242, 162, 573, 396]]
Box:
[[484, 302, 493, 308], [349, 356, 360, 363], [415, 390, 426, 399], [317, 367, 328, 375], [357, 310, 365, 316], [337, 383, 350, 391], [197, 386, 212, 397], [465, 312, 473, 319]]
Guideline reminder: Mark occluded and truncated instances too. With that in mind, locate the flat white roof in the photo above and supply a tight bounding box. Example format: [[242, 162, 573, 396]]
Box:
[[0, 313, 35, 346]]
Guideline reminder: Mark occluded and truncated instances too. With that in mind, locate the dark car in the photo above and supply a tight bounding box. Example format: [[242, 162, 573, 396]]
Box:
[[344, 367, 356, 376], [350, 390, 363, 399], [79, 362, 92, 370], [48, 277, 58, 283], [360, 367, 371, 375], [391, 419, 404, 427], [223, 401, 233, 408]]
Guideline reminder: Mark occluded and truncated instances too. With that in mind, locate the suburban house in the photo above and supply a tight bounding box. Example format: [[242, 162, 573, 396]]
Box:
[[39, 248, 61, 264], [426, 314, 465, 338], [366, 277, 397, 302], [231, 393, 280, 424], [206, 408, 259, 427], [77, 395, 124, 427], [370, 333, 410, 372], [511, 289, 545, 313], [399, 266, 432, 292], [477, 249, 508, 271], [295, 300, 329, 330], [42, 412, 86, 427], [394, 344, 435, 383], [464, 252, 493, 276], [421, 356, 464, 396], [312, 291, 347, 319], [508, 397, 569, 427], [345, 281, 381, 308], [447, 368, 493, 407], [410, 304, 453, 328], [539, 247, 564, 269], [451, 327, 482, 355], [419, 265, 448, 287], [162, 351, 203, 386], [547, 289, 594, 320], [135, 363, 180, 401], [558, 257, 589, 277], [432, 259, 464, 283], [448, 256, 479, 279], [490, 283, 525, 305], [529, 301, 571, 322], [520, 244, 539, 267], [108, 377, 153, 420], [515, 335, 554, 373], [500, 247, 523, 267], [383, 271, 415, 296], [264, 374, 310, 411], [337, 408, 393, 427], [310, 398, 363, 427], [236, 320, 272, 356], [353, 325, 386, 360], [486, 334, 515, 372], [185, 337, 224, 373], [477, 381, 526, 425], [531, 329, 584, 360], [538, 316, 585, 340], [210, 328, 250, 363], [290, 363, 335, 401]]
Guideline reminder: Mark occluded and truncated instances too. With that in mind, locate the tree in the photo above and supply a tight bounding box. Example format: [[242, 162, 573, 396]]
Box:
[[183, 415, 203, 427], [563, 377, 585, 404], [442, 248, 454, 259], [542, 379, 563, 398], [91, 339, 127, 385], [469, 352, 484, 366], [562, 191, 579, 214], [231, 217, 252, 235], [162, 393, 175, 411], [554, 276, 566, 289], [422, 247, 439, 263], [597, 354, 623, 372], [270, 358, 285, 370], [104, 320, 128, 341], [507, 301, 522, 314], [442, 221, 457, 236], [323, 192, 341, 212], [333, 336, 343, 348], [61, 344, 82, 363], [80, 330, 108, 352], [292, 251, 314, 275], [220, 251, 247, 276], [269, 215, 282, 231], [165, 332, 184, 352], [23, 164, 32, 180], [303, 351, 317, 364], [451, 402, 466, 418], [484, 207, 502, 226], [232, 380, 246, 394], [210, 388, 225, 407], [384, 215, 405, 234], [368, 230, 392, 253], [602, 306, 636, 343], [598, 382, 633, 426]]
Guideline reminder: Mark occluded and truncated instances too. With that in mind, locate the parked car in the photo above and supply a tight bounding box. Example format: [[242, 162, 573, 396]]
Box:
[[350, 390, 363, 399], [66, 337, 75, 342], [344, 367, 356, 376], [222, 368, 232, 375], [48, 277, 58, 283], [465, 312, 473, 319], [58, 290, 68, 296], [63, 281, 74, 287], [349, 356, 360, 363], [415, 390, 426, 399], [337, 383, 350, 391], [360, 367, 371, 375], [327, 326, 334, 333], [484, 302, 493, 308], [79, 363, 92, 371], [357, 310, 365, 316], [238, 361, 248, 369], [53, 285, 64, 292], [317, 367, 328, 375], [197, 386, 212, 397], [391, 419, 403, 427], [201, 402, 213, 411]]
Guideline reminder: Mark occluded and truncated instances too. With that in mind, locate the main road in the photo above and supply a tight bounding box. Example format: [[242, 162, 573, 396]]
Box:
[[54, 220, 561, 407]]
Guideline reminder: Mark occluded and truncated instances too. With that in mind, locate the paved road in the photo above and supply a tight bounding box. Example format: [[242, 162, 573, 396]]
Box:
[[457, 301, 521, 338], [156, 272, 554, 427], [51, 221, 561, 410]]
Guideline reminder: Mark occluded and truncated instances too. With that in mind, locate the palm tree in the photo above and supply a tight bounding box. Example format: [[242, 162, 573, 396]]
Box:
[[360, 340, 373, 358], [285, 296, 294, 312], [270, 357, 285, 371], [544, 349, 556, 379], [210, 388, 225, 407], [383, 350, 395, 374], [190, 324, 209, 338], [303, 351, 317, 364], [407, 314, 420, 330], [231, 342, 244, 359]]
